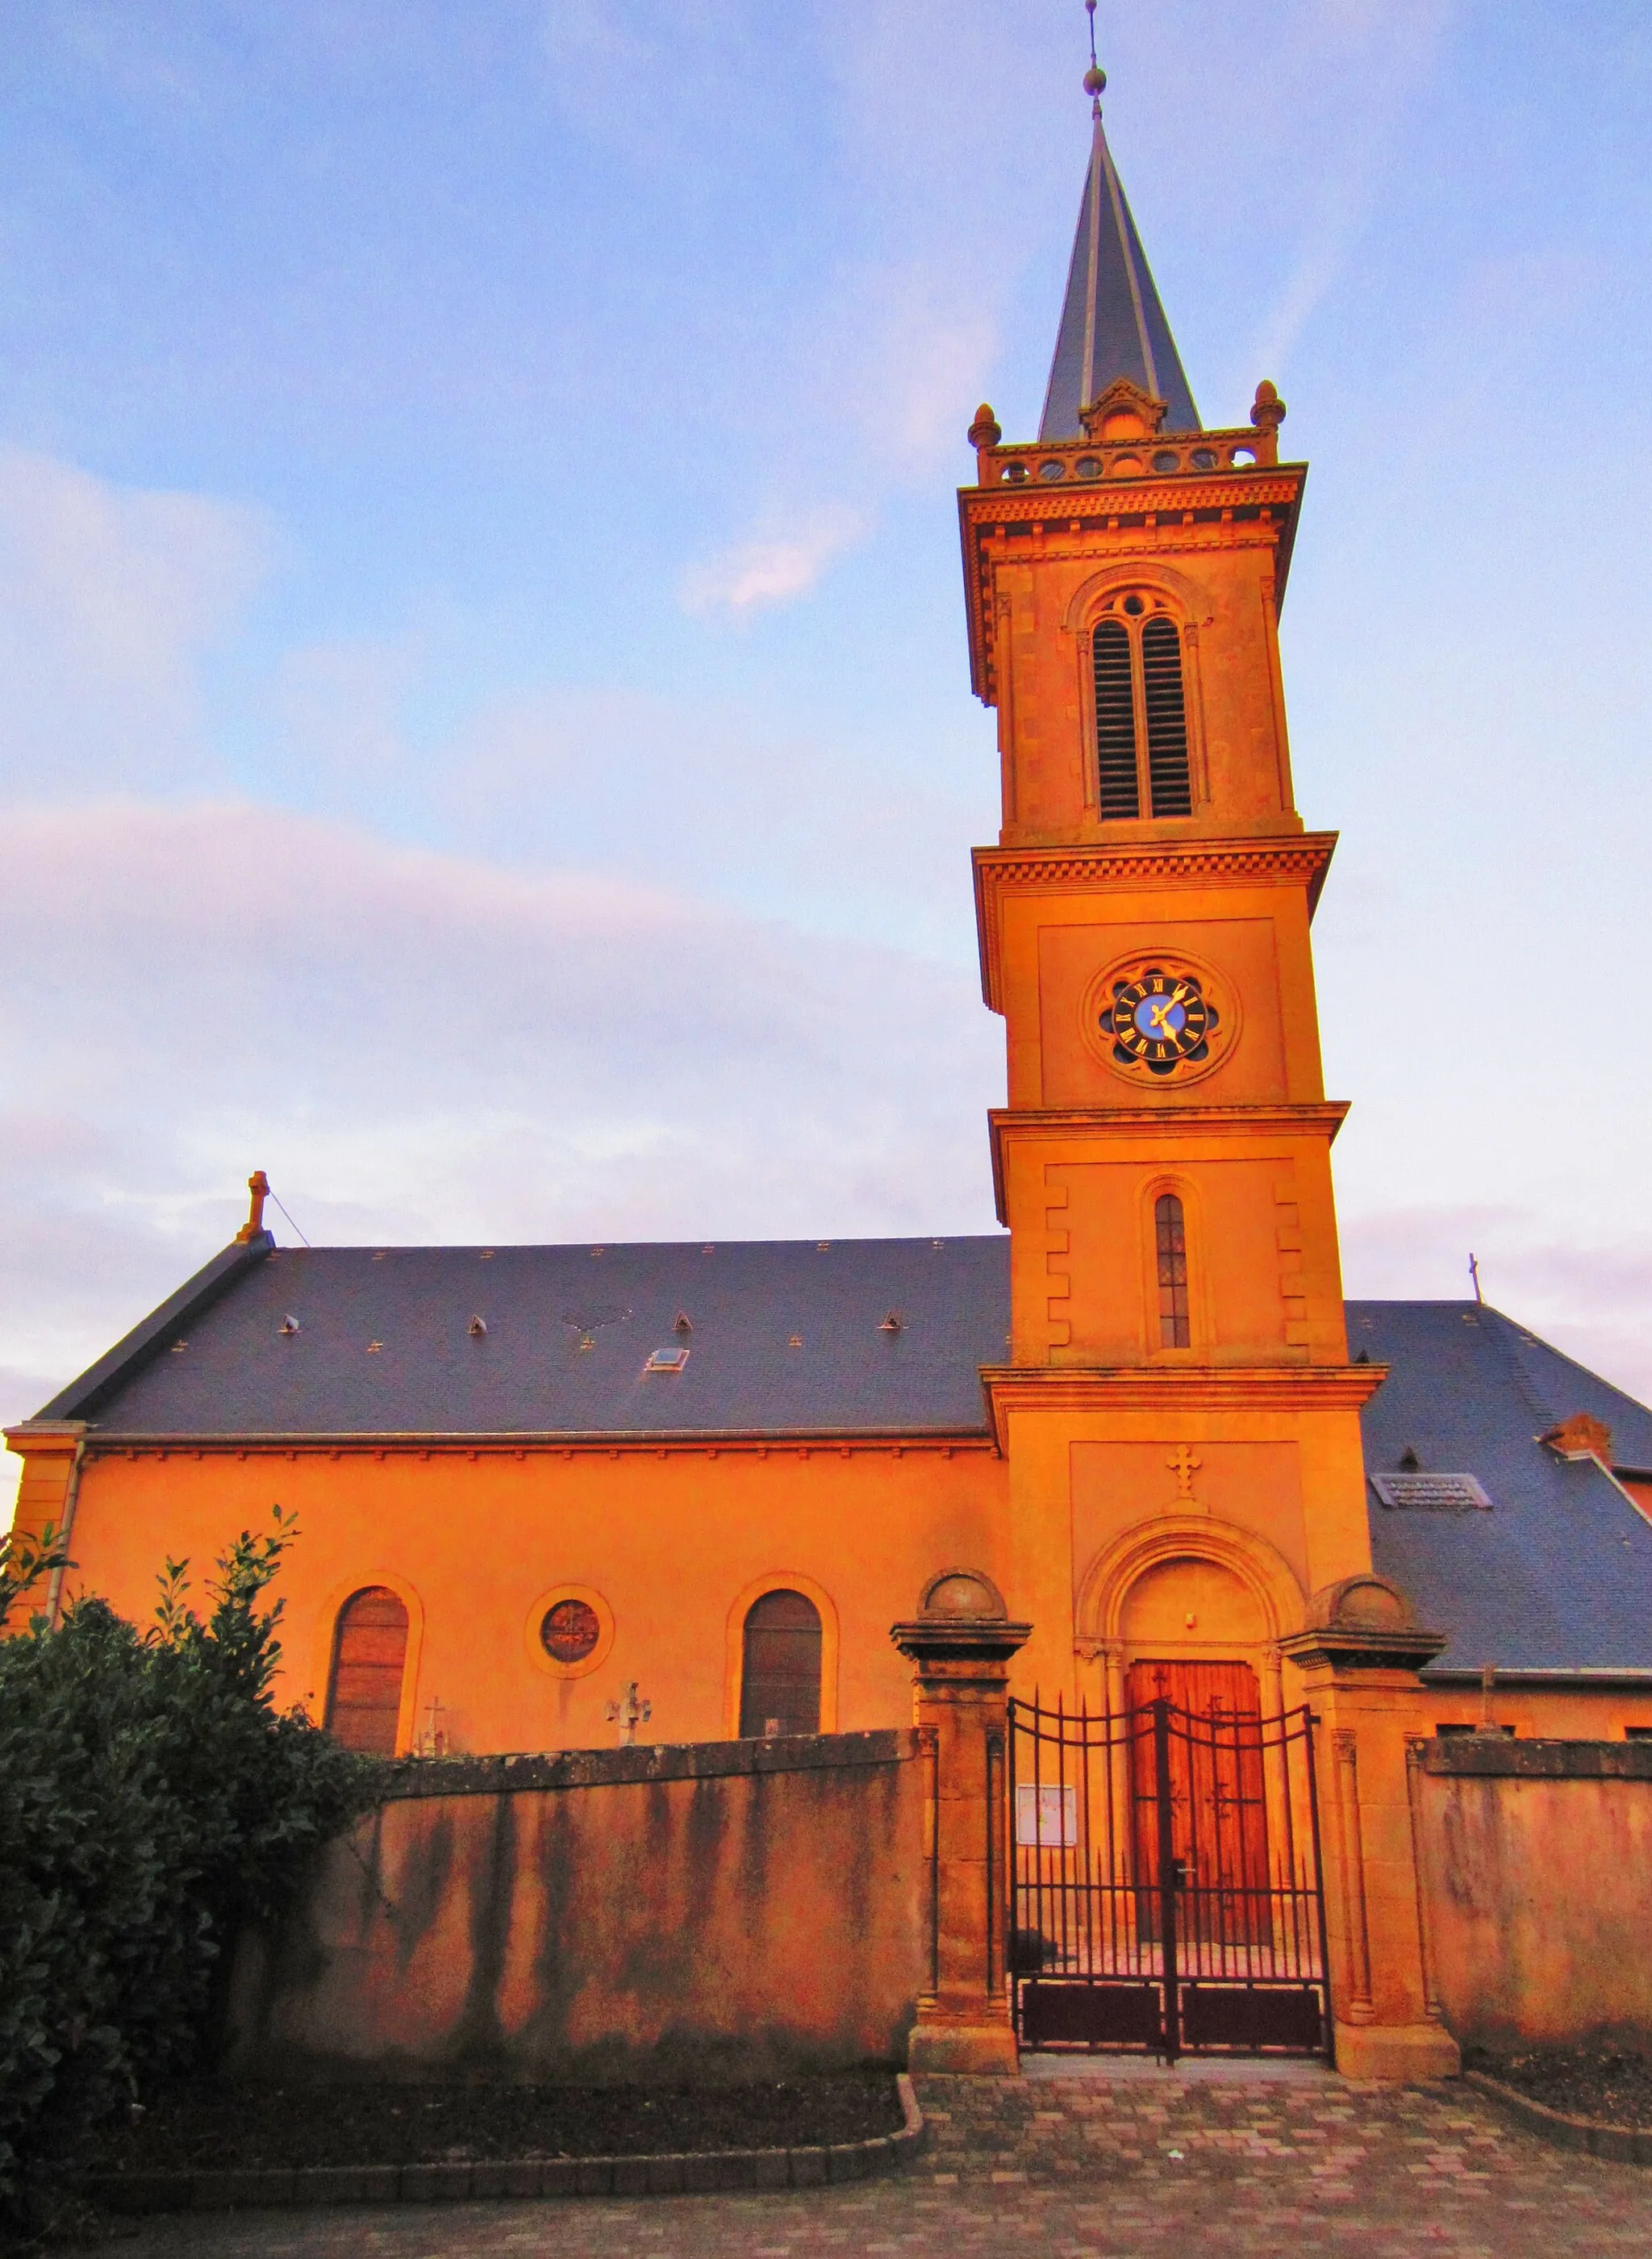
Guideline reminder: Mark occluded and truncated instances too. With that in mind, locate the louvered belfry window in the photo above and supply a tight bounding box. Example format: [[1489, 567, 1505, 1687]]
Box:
[[1156, 1193, 1191, 1348], [1091, 603, 1194, 818], [739, 1589, 823, 1739], [325, 1586, 409, 1754]]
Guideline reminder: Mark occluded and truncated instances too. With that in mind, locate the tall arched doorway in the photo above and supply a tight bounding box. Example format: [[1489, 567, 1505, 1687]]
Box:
[[325, 1586, 410, 1754], [1120, 1555, 1270, 1937], [738, 1589, 822, 1739]]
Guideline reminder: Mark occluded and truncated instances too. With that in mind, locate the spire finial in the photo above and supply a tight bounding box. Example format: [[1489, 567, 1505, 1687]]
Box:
[[1083, 1, 1106, 114]]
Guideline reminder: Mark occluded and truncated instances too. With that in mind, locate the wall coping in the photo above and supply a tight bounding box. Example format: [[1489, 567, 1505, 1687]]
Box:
[[1422, 1737, 1652, 1780], [369, 1728, 919, 1802]]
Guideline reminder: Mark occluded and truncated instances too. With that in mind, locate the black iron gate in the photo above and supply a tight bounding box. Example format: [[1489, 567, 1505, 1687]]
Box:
[[1007, 1687, 1331, 2061]]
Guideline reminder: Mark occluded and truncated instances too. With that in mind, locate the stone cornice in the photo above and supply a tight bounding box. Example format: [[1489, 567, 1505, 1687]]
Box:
[[987, 1102, 1350, 1225], [972, 835, 1338, 1011], [957, 459, 1308, 703], [55, 1427, 996, 1462], [977, 1362, 1387, 1451]]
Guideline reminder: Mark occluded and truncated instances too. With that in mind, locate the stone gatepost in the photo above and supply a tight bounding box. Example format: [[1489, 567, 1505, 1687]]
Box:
[[1281, 1575, 1462, 2082], [891, 1569, 1031, 2075]]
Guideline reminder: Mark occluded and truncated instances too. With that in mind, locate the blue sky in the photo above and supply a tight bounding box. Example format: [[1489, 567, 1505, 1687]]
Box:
[[3, 0, 1650, 1509]]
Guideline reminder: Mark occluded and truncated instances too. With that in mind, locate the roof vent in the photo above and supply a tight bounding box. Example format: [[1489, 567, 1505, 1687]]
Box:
[[674, 1311, 693, 1334], [816, 1241, 831, 1251], [879, 1311, 904, 1334], [468, 1314, 487, 1338], [1398, 1447, 1422, 1471], [366, 1339, 384, 1355], [1371, 1473, 1492, 1514], [788, 1334, 803, 1349], [645, 1347, 689, 1375], [170, 1338, 188, 1354], [278, 1315, 300, 1337]]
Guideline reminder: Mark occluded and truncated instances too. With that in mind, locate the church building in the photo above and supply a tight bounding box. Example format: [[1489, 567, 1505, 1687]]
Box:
[[10, 69, 1652, 1795]]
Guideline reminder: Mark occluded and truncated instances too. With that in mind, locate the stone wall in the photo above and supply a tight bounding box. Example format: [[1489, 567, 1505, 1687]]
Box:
[[225, 1730, 928, 2084], [1417, 1738, 1652, 2050]]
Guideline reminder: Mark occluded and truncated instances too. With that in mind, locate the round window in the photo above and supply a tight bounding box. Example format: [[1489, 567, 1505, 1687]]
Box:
[[540, 1597, 601, 1664]]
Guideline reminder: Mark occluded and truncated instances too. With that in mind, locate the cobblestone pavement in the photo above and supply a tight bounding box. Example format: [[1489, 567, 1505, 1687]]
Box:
[[91, 2068, 1652, 2257]]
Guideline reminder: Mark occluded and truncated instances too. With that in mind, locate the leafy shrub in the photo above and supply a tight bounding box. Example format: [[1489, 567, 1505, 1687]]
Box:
[[0, 1510, 373, 2220]]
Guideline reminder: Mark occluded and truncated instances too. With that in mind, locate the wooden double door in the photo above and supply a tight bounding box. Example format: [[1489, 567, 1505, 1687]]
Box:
[[1127, 1660, 1270, 1942]]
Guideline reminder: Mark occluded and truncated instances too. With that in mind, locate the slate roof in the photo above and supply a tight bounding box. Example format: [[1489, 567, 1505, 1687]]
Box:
[[25, 1242, 1652, 1678], [1040, 111, 1201, 440], [1351, 1301, 1652, 1679], [32, 1234, 1014, 1442]]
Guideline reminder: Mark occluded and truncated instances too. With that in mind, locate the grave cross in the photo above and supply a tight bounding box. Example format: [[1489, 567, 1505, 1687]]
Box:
[[605, 1681, 652, 1747]]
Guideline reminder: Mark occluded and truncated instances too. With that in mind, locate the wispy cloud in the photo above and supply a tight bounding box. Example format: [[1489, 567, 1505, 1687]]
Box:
[[679, 503, 867, 616]]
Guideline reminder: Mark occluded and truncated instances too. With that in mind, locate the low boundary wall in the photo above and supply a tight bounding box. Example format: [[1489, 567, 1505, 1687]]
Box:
[[1416, 1737, 1652, 2051], [225, 1730, 927, 2084]]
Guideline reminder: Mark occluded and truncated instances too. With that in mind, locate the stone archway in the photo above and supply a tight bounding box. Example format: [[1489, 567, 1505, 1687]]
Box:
[[1075, 1512, 1307, 1724]]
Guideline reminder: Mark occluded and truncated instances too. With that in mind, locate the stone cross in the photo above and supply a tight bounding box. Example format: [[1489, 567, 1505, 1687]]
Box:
[[605, 1681, 652, 1747], [1167, 1443, 1203, 1501]]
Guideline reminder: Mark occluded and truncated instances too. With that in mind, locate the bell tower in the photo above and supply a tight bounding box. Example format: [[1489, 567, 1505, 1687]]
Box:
[[964, 55, 1382, 1701]]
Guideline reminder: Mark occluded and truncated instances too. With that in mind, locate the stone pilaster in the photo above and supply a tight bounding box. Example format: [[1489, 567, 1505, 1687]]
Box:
[[891, 1570, 1031, 2075]]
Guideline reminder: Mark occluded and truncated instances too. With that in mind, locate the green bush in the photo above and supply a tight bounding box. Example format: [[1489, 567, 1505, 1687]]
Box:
[[0, 1509, 373, 2220]]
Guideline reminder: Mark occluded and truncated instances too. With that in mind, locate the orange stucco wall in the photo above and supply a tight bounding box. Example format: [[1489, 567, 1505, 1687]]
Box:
[[226, 1733, 927, 2082], [1418, 1746, 1652, 2049], [47, 1439, 1005, 1754]]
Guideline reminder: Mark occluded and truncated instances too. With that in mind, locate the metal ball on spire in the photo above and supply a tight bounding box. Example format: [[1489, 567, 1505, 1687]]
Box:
[[1083, 0, 1106, 106]]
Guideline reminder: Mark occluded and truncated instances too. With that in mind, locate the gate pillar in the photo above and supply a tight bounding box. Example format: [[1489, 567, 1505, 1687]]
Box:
[[1281, 1576, 1462, 2082], [891, 1571, 1031, 2075]]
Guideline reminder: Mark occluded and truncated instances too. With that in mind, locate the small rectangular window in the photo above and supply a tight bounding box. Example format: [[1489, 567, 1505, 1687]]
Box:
[[1626, 1727, 1652, 1742]]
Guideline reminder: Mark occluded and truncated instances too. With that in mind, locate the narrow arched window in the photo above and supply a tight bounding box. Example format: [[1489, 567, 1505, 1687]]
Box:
[[1092, 619, 1139, 818], [325, 1586, 409, 1754], [1141, 616, 1192, 816], [1091, 603, 1194, 819], [1155, 1194, 1191, 1349], [739, 1589, 822, 1739]]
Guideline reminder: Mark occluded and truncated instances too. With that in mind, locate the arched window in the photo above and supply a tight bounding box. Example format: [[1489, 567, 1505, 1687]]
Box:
[[1155, 1193, 1191, 1348], [739, 1589, 823, 1739], [1091, 603, 1193, 819], [325, 1586, 409, 1754]]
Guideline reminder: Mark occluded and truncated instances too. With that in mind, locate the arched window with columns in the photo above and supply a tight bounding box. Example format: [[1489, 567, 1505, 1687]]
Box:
[[1090, 596, 1194, 819]]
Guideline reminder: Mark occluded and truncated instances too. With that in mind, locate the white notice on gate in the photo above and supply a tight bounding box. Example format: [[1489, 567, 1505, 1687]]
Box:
[[1015, 1783, 1078, 1848]]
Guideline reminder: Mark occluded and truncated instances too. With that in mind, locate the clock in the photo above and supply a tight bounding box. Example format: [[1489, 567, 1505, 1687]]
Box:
[[1100, 967, 1220, 1075]]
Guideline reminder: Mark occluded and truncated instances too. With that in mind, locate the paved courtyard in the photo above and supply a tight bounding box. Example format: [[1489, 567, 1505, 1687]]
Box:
[[94, 2064, 1652, 2257]]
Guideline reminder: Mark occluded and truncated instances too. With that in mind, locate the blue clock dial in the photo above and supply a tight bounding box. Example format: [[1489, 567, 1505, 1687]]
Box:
[[1102, 967, 1220, 1076]]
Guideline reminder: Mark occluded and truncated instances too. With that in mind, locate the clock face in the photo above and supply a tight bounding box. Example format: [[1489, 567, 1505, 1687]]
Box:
[[1101, 968, 1219, 1075]]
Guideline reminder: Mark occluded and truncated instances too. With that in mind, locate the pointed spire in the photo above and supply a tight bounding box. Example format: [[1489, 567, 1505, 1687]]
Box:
[[1040, 11, 1201, 439]]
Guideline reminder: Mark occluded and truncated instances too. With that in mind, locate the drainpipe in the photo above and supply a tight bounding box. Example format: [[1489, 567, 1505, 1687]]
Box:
[[44, 1432, 87, 1628]]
